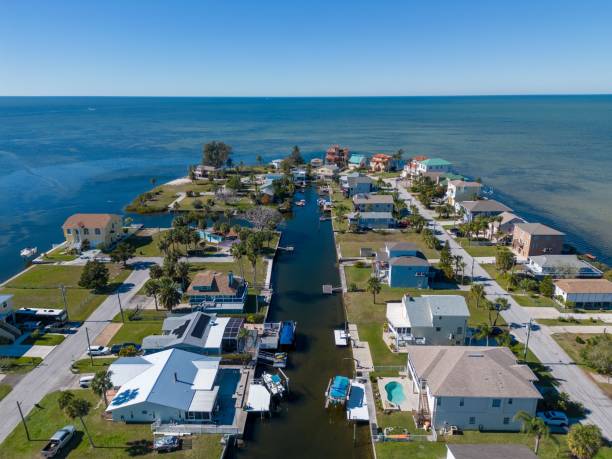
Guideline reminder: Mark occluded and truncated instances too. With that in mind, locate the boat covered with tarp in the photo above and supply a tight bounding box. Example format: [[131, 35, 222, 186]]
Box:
[[279, 321, 296, 348], [325, 375, 350, 407]]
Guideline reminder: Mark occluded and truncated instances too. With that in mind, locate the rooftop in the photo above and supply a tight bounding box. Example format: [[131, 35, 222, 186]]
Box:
[[386, 242, 418, 252], [407, 345, 542, 398], [515, 222, 565, 236], [497, 211, 526, 225], [352, 193, 394, 204], [529, 254, 601, 272], [348, 154, 366, 163], [421, 158, 452, 167], [389, 256, 430, 267], [447, 179, 482, 188], [459, 199, 512, 213], [387, 295, 469, 329], [554, 278, 612, 294], [62, 213, 120, 229], [446, 444, 537, 459], [186, 271, 244, 296]]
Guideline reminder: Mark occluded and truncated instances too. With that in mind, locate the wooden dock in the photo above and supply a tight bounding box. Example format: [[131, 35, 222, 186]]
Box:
[[322, 284, 342, 294]]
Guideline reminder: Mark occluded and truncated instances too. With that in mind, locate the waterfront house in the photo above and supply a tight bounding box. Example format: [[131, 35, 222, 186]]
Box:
[[386, 295, 469, 346], [186, 271, 248, 313], [369, 153, 393, 172], [446, 180, 482, 206], [511, 223, 565, 258], [346, 211, 395, 230], [270, 159, 283, 170], [446, 444, 537, 459], [194, 165, 220, 179], [374, 243, 430, 288], [352, 193, 394, 213], [402, 155, 428, 178], [526, 255, 603, 279], [62, 213, 123, 250], [0, 294, 20, 343], [106, 349, 229, 424], [142, 312, 244, 355], [416, 158, 452, 175], [554, 279, 612, 309], [486, 211, 526, 240], [310, 158, 323, 168], [348, 154, 368, 170], [316, 164, 340, 180], [325, 144, 349, 167], [343, 174, 375, 197], [456, 200, 512, 222], [406, 346, 541, 431]]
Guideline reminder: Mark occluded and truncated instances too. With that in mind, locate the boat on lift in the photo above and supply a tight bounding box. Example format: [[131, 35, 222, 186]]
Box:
[[20, 247, 38, 258], [262, 372, 286, 398]]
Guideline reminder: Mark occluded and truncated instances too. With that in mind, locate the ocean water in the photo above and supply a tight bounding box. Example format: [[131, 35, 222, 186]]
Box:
[[0, 96, 611, 281]]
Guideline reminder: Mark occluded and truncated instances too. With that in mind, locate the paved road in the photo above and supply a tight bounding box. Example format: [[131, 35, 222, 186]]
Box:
[[0, 262, 152, 444], [389, 178, 612, 438]]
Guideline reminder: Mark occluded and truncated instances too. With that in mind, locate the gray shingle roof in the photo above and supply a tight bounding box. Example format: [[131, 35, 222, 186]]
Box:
[[352, 193, 394, 204], [389, 256, 430, 267], [515, 222, 565, 236], [459, 199, 512, 213], [447, 444, 537, 459]]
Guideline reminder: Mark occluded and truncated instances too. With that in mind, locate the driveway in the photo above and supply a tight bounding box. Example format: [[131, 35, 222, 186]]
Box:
[[389, 178, 612, 439], [0, 262, 151, 444]]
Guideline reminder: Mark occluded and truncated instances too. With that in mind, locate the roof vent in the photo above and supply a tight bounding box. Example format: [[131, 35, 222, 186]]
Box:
[[467, 353, 484, 358]]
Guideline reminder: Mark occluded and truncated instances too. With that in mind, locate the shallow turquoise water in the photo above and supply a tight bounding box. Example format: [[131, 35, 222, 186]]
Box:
[[0, 95, 611, 282], [385, 381, 406, 404]]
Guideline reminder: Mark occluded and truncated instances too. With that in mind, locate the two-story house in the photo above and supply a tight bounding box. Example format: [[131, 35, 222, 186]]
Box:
[[348, 154, 368, 169], [352, 193, 394, 213], [342, 174, 375, 197], [369, 153, 393, 172], [62, 213, 123, 250], [511, 223, 565, 259], [456, 200, 512, 222], [416, 158, 453, 175], [406, 346, 541, 432], [325, 144, 349, 167], [346, 211, 395, 230], [446, 180, 482, 206], [386, 295, 469, 346], [374, 242, 430, 288], [186, 271, 248, 313]]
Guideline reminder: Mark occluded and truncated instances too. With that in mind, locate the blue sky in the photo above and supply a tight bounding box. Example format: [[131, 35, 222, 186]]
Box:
[[1, 0, 612, 96]]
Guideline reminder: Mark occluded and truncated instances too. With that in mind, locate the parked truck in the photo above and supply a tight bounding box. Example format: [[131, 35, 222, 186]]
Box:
[[40, 425, 75, 457]]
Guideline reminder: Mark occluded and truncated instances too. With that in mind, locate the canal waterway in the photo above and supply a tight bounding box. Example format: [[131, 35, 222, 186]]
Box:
[[229, 186, 372, 459]]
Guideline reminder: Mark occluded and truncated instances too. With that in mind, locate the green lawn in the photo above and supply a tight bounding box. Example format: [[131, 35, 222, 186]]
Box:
[[376, 442, 446, 459], [109, 310, 167, 345], [0, 384, 12, 401], [0, 356, 42, 374], [0, 390, 224, 459], [126, 181, 216, 213], [22, 333, 65, 346], [537, 317, 605, 326], [455, 238, 499, 257], [0, 264, 131, 322], [512, 294, 558, 308], [337, 230, 439, 259], [41, 245, 77, 262], [71, 357, 117, 374]]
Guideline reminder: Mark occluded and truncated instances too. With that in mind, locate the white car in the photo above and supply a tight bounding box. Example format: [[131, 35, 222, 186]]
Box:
[[87, 345, 110, 356], [537, 411, 568, 427]]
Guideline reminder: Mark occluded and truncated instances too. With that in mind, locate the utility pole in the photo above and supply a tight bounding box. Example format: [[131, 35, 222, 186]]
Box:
[[85, 327, 93, 366], [524, 319, 532, 361], [117, 291, 125, 323], [16, 401, 30, 441], [59, 284, 68, 315], [471, 257, 475, 280]]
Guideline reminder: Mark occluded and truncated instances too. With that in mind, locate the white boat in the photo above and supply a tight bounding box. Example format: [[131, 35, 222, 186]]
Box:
[[346, 379, 369, 422], [20, 247, 38, 258], [334, 329, 349, 346], [262, 372, 285, 397], [295, 199, 306, 207]]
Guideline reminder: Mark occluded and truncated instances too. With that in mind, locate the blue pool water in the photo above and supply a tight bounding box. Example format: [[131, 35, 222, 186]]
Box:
[[385, 381, 406, 404]]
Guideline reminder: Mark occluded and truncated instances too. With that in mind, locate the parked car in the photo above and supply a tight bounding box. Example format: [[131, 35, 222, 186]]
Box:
[[79, 374, 95, 388], [110, 342, 142, 355], [154, 436, 181, 452], [87, 345, 110, 356], [41, 425, 76, 457], [537, 411, 568, 427]]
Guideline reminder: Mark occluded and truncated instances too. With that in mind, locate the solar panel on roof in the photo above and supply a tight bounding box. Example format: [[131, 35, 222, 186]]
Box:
[[223, 318, 244, 339], [191, 314, 211, 339]]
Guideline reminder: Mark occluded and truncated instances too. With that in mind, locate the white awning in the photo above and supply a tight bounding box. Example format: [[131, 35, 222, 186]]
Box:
[[188, 387, 219, 413], [245, 384, 271, 412]]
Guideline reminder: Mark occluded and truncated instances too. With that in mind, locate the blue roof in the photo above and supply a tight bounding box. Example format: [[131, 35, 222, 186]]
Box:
[[330, 376, 350, 399], [279, 321, 295, 345], [349, 154, 366, 164]]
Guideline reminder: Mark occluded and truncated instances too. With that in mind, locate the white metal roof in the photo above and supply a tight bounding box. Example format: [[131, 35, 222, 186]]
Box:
[[188, 387, 220, 412], [245, 384, 271, 412], [205, 317, 230, 350]]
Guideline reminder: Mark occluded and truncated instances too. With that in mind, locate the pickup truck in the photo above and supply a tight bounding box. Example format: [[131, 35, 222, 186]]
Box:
[[41, 425, 76, 457]]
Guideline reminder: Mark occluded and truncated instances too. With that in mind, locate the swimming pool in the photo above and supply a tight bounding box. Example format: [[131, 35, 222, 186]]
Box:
[[384, 381, 406, 404]]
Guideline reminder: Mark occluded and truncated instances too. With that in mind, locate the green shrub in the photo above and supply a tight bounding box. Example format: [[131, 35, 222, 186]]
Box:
[[575, 336, 585, 344]]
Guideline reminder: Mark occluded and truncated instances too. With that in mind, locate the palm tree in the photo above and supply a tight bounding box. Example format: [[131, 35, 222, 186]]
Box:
[[58, 391, 74, 411], [224, 208, 233, 227], [473, 323, 492, 346], [175, 261, 190, 291], [231, 243, 246, 280], [514, 410, 549, 454], [469, 284, 485, 309], [91, 370, 113, 406], [491, 297, 510, 327], [64, 396, 94, 447], [143, 279, 160, 310], [149, 264, 163, 279], [158, 277, 181, 311], [366, 277, 382, 304]]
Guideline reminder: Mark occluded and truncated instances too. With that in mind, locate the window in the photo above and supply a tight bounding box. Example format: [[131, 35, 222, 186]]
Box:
[[142, 410, 148, 414], [508, 398, 513, 405], [459, 398, 464, 407], [436, 398, 442, 407], [83, 228, 89, 235], [503, 417, 510, 425], [492, 399, 501, 408], [456, 327, 463, 334], [469, 417, 476, 425], [435, 327, 441, 332], [95, 228, 101, 235], [66, 229, 72, 234]]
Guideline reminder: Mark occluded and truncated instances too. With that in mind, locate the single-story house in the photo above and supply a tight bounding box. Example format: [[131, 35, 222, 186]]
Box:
[[446, 444, 537, 459], [106, 349, 226, 424], [62, 213, 123, 250], [456, 200, 512, 222], [406, 346, 541, 431], [348, 154, 368, 169], [352, 193, 394, 213], [554, 279, 612, 309], [347, 211, 395, 230], [486, 211, 526, 239], [525, 255, 603, 279], [186, 271, 248, 313], [386, 295, 469, 346], [194, 165, 220, 179], [142, 312, 244, 355], [416, 158, 452, 175], [511, 223, 565, 258], [446, 180, 482, 206]]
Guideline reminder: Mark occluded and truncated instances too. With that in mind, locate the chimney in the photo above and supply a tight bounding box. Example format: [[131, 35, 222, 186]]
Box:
[[228, 271, 234, 286]]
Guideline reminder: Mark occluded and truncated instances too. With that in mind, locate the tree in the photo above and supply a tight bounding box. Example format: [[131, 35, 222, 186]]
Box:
[[495, 248, 515, 274], [366, 277, 382, 304], [243, 206, 282, 231], [438, 241, 454, 279], [175, 261, 190, 291], [290, 145, 304, 165], [490, 297, 510, 327], [256, 155, 263, 166], [231, 242, 246, 280], [78, 260, 109, 291], [143, 279, 161, 310], [58, 391, 74, 411], [469, 284, 486, 310], [226, 174, 242, 191], [149, 264, 163, 279], [91, 370, 113, 406], [158, 277, 181, 311], [110, 242, 135, 268], [514, 410, 549, 454], [539, 276, 554, 297], [64, 397, 94, 447], [473, 323, 492, 346], [567, 424, 603, 459], [202, 141, 232, 168]]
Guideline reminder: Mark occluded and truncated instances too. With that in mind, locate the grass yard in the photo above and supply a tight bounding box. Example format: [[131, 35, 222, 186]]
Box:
[[0, 389, 224, 459], [337, 230, 439, 259], [455, 238, 499, 257], [537, 317, 605, 326], [71, 357, 117, 374], [512, 294, 558, 308], [0, 356, 42, 374], [0, 383, 12, 401], [41, 245, 78, 262], [376, 442, 446, 459], [108, 310, 166, 345], [126, 181, 216, 213], [22, 333, 65, 346]]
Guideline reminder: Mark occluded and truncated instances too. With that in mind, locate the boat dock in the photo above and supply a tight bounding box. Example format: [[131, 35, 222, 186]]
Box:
[[322, 284, 342, 294]]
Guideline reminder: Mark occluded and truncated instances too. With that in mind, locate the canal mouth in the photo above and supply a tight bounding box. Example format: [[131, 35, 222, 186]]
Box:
[[229, 186, 372, 459]]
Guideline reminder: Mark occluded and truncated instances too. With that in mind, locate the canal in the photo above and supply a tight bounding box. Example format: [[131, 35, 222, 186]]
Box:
[[229, 186, 372, 459]]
